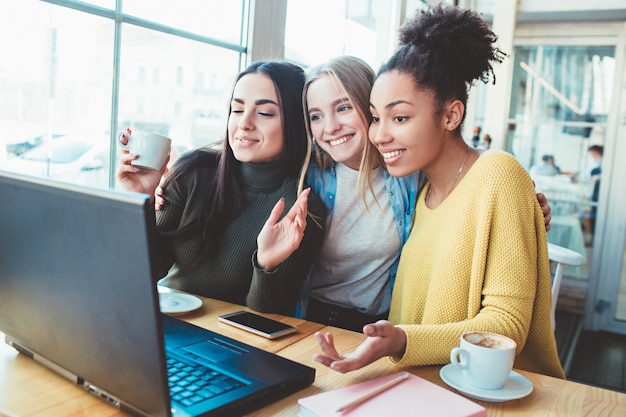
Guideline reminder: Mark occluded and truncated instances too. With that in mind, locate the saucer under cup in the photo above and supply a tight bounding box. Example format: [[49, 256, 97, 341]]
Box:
[[159, 292, 202, 315], [440, 364, 533, 402]]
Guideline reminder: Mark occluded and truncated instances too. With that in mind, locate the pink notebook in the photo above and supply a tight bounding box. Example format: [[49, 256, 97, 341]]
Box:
[[298, 372, 486, 417]]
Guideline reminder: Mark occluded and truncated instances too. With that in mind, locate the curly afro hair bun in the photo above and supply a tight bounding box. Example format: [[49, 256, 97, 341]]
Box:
[[378, 4, 507, 118], [399, 5, 505, 86]]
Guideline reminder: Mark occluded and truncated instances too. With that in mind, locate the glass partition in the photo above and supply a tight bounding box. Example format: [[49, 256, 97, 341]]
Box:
[[507, 45, 615, 282]]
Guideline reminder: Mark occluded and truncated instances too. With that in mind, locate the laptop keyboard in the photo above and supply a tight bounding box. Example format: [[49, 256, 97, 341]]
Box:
[[167, 355, 246, 407]]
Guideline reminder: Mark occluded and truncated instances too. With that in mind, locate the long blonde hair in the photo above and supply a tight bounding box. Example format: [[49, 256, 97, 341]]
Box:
[[302, 56, 385, 208]]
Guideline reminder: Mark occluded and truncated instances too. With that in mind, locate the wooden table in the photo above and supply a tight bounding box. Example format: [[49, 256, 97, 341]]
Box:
[[1, 296, 625, 417], [257, 326, 626, 416], [158, 293, 325, 353]]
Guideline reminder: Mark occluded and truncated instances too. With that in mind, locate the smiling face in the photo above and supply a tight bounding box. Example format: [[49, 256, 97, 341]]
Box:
[[368, 70, 446, 177], [227, 73, 284, 163], [306, 74, 368, 170]]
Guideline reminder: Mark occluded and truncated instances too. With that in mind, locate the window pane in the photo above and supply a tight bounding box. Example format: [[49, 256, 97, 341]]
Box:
[[0, 1, 246, 188], [117, 25, 239, 153], [285, 0, 395, 69], [122, 0, 245, 44], [0, 1, 113, 188]]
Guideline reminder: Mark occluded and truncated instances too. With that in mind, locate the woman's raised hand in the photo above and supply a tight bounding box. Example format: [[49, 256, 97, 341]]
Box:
[[255, 188, 311, 271]]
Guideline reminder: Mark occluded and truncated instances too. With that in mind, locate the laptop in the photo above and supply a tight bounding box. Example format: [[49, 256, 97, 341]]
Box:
[[0, 170, 315, 417]]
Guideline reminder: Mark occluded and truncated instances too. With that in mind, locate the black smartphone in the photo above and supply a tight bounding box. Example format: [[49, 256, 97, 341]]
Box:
[[217, 310, 298, 339]]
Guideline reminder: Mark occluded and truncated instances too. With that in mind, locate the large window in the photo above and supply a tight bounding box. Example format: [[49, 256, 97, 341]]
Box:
[[0, 0, 248, 188], [285, 0, 406, 70]]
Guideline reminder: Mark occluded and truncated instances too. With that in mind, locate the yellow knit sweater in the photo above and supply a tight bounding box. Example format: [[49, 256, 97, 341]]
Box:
[[390, 150, 565, 379]]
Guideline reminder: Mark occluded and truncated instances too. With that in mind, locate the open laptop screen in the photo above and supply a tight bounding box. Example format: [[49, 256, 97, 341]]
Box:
[[0, 171, 170, 417]]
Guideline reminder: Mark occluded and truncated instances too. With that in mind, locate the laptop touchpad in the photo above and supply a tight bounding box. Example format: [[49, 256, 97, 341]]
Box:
[[178, 339, 242, 362]]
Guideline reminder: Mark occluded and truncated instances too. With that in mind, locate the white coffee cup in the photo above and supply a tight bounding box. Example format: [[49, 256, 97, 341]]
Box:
[[450, 331, 516, 390], [118, 130, 172, 170]]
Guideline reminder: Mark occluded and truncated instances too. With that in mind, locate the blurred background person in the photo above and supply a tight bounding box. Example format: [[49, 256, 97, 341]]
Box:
[[530, 154, 560, 178], [580, 145, 603, 244], [470, 125, 481, 148], [479, 133, 492, 149]]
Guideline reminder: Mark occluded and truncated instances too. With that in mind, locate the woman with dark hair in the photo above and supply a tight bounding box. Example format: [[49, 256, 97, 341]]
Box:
[[117, 61, 325, 315], [313, 5, 564, 379]]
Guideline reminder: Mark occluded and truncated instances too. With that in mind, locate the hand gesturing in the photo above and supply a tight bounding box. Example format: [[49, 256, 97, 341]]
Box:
[[313, 321, 407, 373], [256, 188, 311, 270]]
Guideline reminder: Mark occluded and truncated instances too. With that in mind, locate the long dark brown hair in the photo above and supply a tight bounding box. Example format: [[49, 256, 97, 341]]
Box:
[[161, 60, 308, 255]]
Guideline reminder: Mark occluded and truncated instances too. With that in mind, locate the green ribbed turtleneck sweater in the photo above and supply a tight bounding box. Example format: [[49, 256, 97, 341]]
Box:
[[156, 150, 325, 315]]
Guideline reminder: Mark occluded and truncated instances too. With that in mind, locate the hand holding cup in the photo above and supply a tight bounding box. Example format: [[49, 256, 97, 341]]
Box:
[[118, 130, 172, 171], [116, 129, 171, 196]]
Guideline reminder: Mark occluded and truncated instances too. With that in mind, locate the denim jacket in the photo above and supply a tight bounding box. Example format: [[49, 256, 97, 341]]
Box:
[[306, 161, 424, 290]]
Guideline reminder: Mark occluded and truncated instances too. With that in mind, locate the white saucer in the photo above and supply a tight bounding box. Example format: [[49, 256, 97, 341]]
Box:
[[439, 364, 533, 402], [159, 292, 203, 315]]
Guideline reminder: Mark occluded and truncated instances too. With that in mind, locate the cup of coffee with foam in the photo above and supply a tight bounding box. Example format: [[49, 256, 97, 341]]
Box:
[[450, 331, 516, 390]]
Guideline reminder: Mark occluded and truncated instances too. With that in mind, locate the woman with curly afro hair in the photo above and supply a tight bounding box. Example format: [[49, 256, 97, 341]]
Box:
[[313, 4, 565, 379]]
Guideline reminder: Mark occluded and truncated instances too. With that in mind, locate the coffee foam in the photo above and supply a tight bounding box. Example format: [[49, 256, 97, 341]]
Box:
[[464, 332, 515, 350]]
